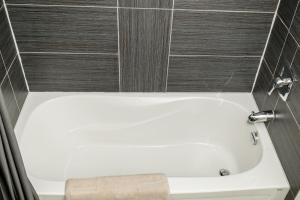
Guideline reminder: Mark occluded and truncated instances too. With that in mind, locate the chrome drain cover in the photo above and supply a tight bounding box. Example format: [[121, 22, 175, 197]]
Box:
[[219, 169, 230, 176]]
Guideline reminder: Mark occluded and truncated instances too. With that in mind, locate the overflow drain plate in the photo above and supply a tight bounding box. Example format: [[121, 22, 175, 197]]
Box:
[[219, 169, 230, 176]]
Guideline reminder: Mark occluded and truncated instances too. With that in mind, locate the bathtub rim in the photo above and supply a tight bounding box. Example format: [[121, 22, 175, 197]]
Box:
[[14, 92, 290, 197]]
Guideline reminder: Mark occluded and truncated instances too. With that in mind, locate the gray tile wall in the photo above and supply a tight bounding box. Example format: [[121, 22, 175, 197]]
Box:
[[253, 0, 300, 199], [0, 0, 28, 127], [6, 0, 278, 92]]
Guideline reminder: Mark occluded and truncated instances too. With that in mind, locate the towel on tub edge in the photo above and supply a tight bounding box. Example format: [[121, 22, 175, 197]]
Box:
[[65, 174, 170, 200]]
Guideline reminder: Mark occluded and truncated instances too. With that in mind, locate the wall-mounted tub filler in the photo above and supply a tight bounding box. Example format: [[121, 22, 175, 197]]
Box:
[[248, 110, 276, 124], [268, 66, 296, 101]]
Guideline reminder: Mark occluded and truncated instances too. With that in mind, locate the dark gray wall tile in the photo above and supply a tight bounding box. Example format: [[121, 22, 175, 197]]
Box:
[[268, 99, 300, 195], [22, 53, 119, 91], [119, 9, 171, 92], [167, 56, 260, 92], [278, 0, 299, 28], [119, 0, 172, 8], [291, 4, 300, 45], [8, 58, 28, 109], [8, 6, 118, 53], [253, 61, 273, 110], [285, 191, 295, 200], [6, 0, 117, 6], [274, 34, 298, 76], [0, 77, 19, 127], [264, 16, 289, 74], [171, 11, 273, 56], [0, 7, 17, 68], [288, 49, 300, 124], [0, 52, 6, 84], [174, 0, 278, 12]]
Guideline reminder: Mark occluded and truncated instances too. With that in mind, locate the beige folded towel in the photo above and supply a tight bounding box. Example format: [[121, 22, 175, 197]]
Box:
[[65, 174, 170, 200]]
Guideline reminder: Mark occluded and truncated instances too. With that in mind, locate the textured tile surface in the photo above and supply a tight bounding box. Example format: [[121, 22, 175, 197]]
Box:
[[278, 0, 299, 27], [167, 56, 260, 92], [174, 0, 279, 12], [119, 9, 171, 92], [288, 49, 300, 124], [22, 53, 119, 91], [171, 11, 273, 56], [8, 58, 28, 109], [253, 61, 273, 110], [0, 53, 6, 84], [264, 16, 289, 74], [0, 7, 17, 68], [291, 4, 300, 45], [0, 77, 19, 127], [119, 0, 172, 8], [275, 34, 298, 76], [8, 6, 118, 53], [268, 99, 300, 196], [6, 0, 117, 6]]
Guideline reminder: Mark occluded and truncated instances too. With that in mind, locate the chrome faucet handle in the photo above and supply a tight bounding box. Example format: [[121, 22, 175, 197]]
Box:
[[268, 77, 293, 96]]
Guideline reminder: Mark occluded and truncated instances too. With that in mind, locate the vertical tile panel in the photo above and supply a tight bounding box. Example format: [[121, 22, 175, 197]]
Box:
[[291, 3, 300, 45], [8, 58, 28, 109], [119, 0, 172, 8], [119, 9, 171, 92]]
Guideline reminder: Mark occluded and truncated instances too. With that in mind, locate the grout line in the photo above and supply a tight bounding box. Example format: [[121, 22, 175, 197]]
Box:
[[6, 54, 17, 73], [273, 0, 300, 76], [251, 0, 282, 93], [263, 58, 274, 76], [7, 75, 20, 111], [0, 4, 3, 10], [20, 51, 118, 55], [3, 0, 30, 91], [286, 102, 300, 129], [6, 3, 275, 14], [117, 0, 121, 92], [165, 0, 175, 92], [278, 15, 289, 30], [171, 54, 261, 58]]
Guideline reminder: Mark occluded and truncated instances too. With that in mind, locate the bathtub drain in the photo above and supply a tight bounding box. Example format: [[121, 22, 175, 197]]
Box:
[[219, 169, 230, 176]]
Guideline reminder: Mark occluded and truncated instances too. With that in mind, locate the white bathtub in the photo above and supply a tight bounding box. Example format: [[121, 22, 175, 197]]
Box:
[[15, 93, 289, 200]]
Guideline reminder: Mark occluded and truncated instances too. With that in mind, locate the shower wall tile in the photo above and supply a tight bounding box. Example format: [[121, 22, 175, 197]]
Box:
[[288, 49, 300, 124], [21, 53, 119, 91], [119, 0, 172, 8], [6, 0, 117, 6], [268, 98, 300, 196], [8, 59, 27, 109], [119, 9, 171, 92], [171, 11, 273, 56], [167, 56, 259, 92], [264, 17, 289, 73], [0, 77, 20, 127], [291, 5, 300, 45], [0, 53, 5, 84], [253, 61, 273, 110], [8, 6, 118, 53], [0, 7, 16, 68], [278, 0, 299, 28], [174, 0, 278, 12]]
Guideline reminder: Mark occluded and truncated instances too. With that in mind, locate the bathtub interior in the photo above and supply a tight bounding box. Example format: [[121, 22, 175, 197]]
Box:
[[18, 94, 262, 181], [14, 92, 290, 199]]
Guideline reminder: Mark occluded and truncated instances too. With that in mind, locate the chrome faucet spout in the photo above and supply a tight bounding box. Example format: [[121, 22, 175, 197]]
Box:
[[248, 110, 275, 124]]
